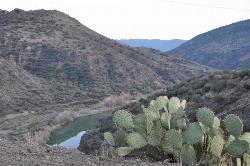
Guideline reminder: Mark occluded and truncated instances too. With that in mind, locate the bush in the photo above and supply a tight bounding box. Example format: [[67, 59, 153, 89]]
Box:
[[53, 110, 76, 125], [100, 92, 131, 108], [103, 96, 250, 165]]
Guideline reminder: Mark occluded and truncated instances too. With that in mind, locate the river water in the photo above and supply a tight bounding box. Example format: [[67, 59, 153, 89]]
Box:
[[48, 111, 112, 148]]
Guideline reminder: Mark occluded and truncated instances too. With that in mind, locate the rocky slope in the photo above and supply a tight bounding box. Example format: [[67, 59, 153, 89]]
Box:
[[170, 19, 250, 69], [0, 139, 164, 165], [0, 9, 208, 115]]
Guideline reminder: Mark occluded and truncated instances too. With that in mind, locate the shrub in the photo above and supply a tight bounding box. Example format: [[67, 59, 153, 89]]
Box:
[[53, 110, 76, 125], [100, 92, 131, 108], [103, 96, 250, 165]]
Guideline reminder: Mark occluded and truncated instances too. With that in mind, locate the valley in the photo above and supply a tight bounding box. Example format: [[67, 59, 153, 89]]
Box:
[[0, 8, 249, 166]]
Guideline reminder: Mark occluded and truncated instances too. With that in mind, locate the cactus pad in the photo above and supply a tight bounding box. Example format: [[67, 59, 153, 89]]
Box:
[[196, 107, 215, 128], [115, 147, 133, 156], [160, 112, 171, 129], [225, 139, 248, 156], [133, 114, 147, 137], [113, 129, 127, 146], [177, 118, 187, 130], [113, 110, 134, 129], [183, 122, 203, 145], [224, 114, 243, 138], [147, 120, 162, 146], [126, 132, 147, 149], [211, 135, 224, 158], [168, 97, 181, 113], [181, 145, 197, 165], [104, 132, 115, 146], [180, 99, 187, 110], [162, 129, 183, 149]]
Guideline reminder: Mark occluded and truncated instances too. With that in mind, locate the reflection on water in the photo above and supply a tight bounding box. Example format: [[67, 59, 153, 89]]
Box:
[[49, 111, 112, 148], [57, 131, 86, 148]]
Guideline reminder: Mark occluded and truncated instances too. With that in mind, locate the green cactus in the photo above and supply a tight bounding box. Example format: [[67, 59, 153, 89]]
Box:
[[133, 114, 147, 137], [175, 107, 186, 119], [160, 112, 171, 129], [176, 118, 187, 130], [211, 134, 224, 158], [155, 96, 168, 111], [243, 153, 250, 166], [115, 147, 134, 156], [147, 120, 163, 146], [103, 95, 250, 165], [224, 114, 243, 138], [113, 129, 127, 146], [196, 107, 215, 128], [162, 129, 183, 150], [126, 132, 147, 149], [225, 139, 249, 157], [104, 132, 115, 146], [113, 110, 134, 129], [168, 97, 181, 113], [183, 122, 203, 145], [181, 144, 197, 165], [180, 99, 187, 110], [240, 132, 250, 146]]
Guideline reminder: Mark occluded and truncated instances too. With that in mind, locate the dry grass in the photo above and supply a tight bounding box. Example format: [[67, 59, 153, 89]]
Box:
[[101, 92, 132, 108], [53, 110, 76, 126]]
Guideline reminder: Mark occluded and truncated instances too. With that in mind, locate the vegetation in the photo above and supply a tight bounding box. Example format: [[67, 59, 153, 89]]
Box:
[[170, 19, 250, 69], [103, 96, 250, 165]]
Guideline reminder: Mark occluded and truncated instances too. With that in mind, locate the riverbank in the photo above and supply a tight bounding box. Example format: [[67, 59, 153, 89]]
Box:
[[0, 139, 165, 165]]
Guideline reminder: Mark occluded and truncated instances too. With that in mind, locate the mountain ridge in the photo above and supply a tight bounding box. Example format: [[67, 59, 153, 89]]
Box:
[[0, 9, 209, 115], [169, 19, 250, 69]]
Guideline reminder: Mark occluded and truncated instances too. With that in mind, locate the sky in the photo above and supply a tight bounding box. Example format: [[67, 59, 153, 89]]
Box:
[[1, 0, 250, 40]]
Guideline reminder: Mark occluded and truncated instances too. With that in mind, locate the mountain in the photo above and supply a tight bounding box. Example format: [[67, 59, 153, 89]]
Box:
[[126, 70, 250, 130], [170, 20, 250, 69], [0, 9, 209, 115], [118, 39, 186, 51]]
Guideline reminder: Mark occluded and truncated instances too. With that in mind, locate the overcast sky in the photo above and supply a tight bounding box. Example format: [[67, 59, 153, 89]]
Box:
[[2, 0, 250, 39]]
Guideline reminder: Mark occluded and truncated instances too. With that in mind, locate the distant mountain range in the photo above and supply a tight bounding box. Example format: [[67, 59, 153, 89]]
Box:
[[0, 9, 208, 115], [169, 19, 250, 69], [117, 39, 186, 52]]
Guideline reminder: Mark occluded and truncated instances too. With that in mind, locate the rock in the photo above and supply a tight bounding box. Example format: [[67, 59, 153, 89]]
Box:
[[78, 129, 104, 155]]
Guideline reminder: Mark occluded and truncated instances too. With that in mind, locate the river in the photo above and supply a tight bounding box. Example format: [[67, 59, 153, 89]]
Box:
[[48, 111, 112, 148]]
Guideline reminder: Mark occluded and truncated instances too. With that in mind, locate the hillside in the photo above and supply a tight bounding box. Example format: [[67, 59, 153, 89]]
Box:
[[118, 39, 186, 51], [170, 19, 250, 69], [125, 70, 250, 130], [0, 9, 208, 115], [83, 70, 250, 156]]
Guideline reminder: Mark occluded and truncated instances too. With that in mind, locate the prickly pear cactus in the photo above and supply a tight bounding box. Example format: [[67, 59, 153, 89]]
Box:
[[103, 95, 250, 165], [181, 145, 197, 165], [104, 132, 115, 146], [113, 110, 134, 129], [168, 97, 181, 113], [176, 118, 187, 130], [160, 112, 171, 129], [225, 139, 249, 157], [183, 122, 203, 145], [162, 129, 183, 150], [196, 107, 215, 128], [211, 134, 224, 158], [126, 132, 147, 149], [115, 147, 134, 156], [113, 129, 127, 146], [147, 120, 163, 146], [133, 114, 147, 137], [224, 114, 243, 138]]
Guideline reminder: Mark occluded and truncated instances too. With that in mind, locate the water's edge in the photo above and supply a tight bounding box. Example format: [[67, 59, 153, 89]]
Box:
[[49, 111, 112, 148]]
